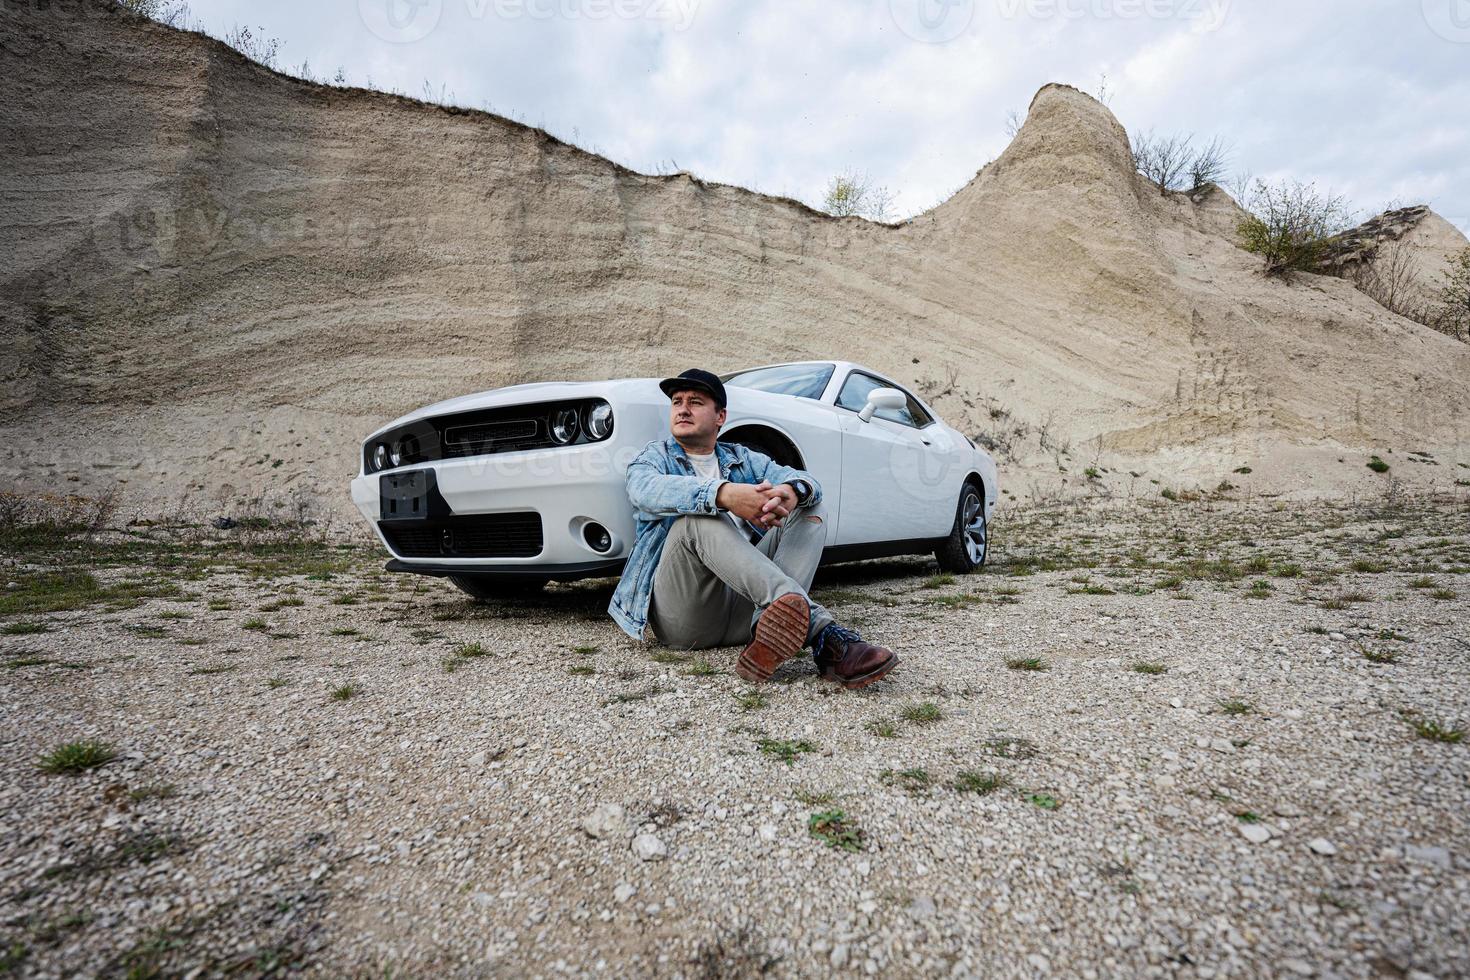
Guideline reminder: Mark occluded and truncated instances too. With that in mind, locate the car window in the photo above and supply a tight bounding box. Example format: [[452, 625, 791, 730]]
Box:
[[721, 363, 835, 400], [835, 372, 933, 429]]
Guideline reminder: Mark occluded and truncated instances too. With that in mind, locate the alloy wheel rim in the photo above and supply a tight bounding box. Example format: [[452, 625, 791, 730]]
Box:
[[962, 492, 986, 564]]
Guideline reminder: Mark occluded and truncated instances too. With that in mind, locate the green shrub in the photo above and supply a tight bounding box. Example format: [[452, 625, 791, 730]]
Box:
[[1237, 180, 1347, 278]]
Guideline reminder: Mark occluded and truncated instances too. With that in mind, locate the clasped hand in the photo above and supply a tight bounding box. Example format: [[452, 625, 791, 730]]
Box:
[[715, 479, 797, 529]]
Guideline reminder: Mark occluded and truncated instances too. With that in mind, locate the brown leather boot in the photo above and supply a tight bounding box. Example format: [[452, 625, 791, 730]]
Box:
[[813, 623, 898, 689], [735, 593, 810, 684]]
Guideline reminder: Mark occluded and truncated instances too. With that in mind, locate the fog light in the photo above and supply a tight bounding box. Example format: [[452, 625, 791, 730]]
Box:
[[583, 522, 612, 553]]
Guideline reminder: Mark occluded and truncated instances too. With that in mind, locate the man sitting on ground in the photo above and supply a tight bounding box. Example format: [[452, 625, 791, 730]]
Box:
[[608, 368, 899, 689]]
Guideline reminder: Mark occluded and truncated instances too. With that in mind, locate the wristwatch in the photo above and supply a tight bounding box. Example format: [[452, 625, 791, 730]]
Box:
[[786, 479, 813, 505]]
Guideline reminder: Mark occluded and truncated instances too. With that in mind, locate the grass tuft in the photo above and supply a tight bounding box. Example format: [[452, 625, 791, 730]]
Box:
[[865, 718, 899, 738], [757, 738, 818, 765], [807, 810, 865, 851], [1408, 716, 1464, 744], [128, 782, 178, 803], [899, 701, 943, 724], [1130, 661, 1168, 675], [1217, 698, 1256, 717], [952, 770, 1008, 795], [1005, 657, 1048, 672], [38, 739, 117, 774], [794, 789, 834, 807], [1, 621, 49, 635], [734, 690, 767, 712], [330, 683, 359, 702], [878, 768, 931, 792]]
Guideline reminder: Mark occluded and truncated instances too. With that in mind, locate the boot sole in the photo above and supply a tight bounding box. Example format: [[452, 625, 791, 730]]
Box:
[[735, 593, 810, 684], [825, 653, 899, 690]]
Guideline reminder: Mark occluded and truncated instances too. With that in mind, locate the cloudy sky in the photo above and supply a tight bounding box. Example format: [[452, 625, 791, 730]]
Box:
[[177, 0, 1470, 230]]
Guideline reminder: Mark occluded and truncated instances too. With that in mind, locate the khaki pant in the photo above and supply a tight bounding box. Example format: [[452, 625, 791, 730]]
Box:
[[648, 503, 835, 650]]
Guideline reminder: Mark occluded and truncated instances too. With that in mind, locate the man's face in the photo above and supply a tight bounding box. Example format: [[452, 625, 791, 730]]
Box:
[[669, 388, 725, 443]]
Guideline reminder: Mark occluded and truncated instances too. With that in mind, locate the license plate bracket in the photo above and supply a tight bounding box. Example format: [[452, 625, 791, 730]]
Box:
[[379, 469, 442, 522]]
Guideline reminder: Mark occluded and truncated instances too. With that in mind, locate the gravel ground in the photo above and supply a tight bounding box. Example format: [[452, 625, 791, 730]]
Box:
[[1, 500, 1467, 978]]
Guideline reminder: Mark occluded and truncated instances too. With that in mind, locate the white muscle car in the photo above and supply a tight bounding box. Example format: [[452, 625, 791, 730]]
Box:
[[349, 361, 998, 598]]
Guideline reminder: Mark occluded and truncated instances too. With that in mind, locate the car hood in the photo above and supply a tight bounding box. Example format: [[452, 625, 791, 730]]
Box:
[[364, 378, 662, 441]]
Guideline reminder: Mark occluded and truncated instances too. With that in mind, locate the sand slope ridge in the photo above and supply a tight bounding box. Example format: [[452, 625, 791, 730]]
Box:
[[2, 1, 1467, 516]]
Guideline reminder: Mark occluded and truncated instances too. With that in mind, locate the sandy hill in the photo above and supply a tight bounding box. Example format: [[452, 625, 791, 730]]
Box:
[[2, 0, 1468, 522]]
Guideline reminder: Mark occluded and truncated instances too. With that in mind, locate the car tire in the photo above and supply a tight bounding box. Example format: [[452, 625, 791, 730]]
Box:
[[934, 482, 987, 574], [449, 575, 548, 601]]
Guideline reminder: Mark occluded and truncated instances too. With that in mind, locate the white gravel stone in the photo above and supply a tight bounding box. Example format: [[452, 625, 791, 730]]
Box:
[[1237, 823, 1272, 844], [631, 833, 667, 861], [1307, 838, 1338, 856], [581, 803, 627, 840]]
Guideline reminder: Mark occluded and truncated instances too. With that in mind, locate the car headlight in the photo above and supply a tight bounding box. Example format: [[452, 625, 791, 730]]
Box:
[[391, 433, 419, 468], [372, 443, 390, 472], [550, 407, 580, 445], [583, 401, 614, 441]]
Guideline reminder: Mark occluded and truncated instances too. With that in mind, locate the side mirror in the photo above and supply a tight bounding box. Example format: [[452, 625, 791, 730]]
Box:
[[858, 388, 907, 422]]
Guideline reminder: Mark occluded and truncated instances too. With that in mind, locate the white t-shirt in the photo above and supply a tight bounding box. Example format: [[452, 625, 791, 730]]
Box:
[[686, 450, 742, 532]]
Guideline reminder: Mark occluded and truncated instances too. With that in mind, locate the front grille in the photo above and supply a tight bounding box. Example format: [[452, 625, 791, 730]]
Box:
[[444, 418, 539, 448], [379, 513, 543, 559], [364, 398, 611, 472]]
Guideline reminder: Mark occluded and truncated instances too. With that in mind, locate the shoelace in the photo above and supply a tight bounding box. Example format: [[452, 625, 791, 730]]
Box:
[[812, 622, 862, 656]]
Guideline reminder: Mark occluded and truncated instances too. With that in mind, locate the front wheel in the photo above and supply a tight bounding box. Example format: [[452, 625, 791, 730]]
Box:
[[449, 575, 548, 601], [934, 483, 988, 574]]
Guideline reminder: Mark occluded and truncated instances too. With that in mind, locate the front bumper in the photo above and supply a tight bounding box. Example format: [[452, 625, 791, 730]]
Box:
[[350, 441, 640, 571], [384, 558, 625, 581]]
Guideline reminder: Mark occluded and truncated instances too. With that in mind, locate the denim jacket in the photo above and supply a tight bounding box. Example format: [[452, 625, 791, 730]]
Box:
[[608, 435, 823, 640]]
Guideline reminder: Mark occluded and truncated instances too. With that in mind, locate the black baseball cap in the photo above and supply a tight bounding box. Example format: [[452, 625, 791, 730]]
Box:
[[658, 368, 727, 409]]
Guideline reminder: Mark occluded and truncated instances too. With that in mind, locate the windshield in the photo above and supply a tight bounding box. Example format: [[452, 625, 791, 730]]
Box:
[[720, 363, 836, 400]]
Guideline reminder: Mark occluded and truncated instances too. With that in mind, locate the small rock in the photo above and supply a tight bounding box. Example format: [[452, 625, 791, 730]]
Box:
[[581, 803, 626, 840], [1307, 838, 1337, 856], [1027, 954, 1051, 973], [1238, 824, 1272, 845], [855, 859, 871, 877], [613, 883, 636, 904], [758, 823, 778, 842], [1273, 802, 1305, 818], [1403, 844, 1450, 869], [211, 516, 237, 530], [908, 895, 937, 918], [1209, 738, 1236, 754], [1280, 958, 1314, 976], [632, 833, 667, 861], [831, 944, 850, 968], [468, 751, 487, 768]]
